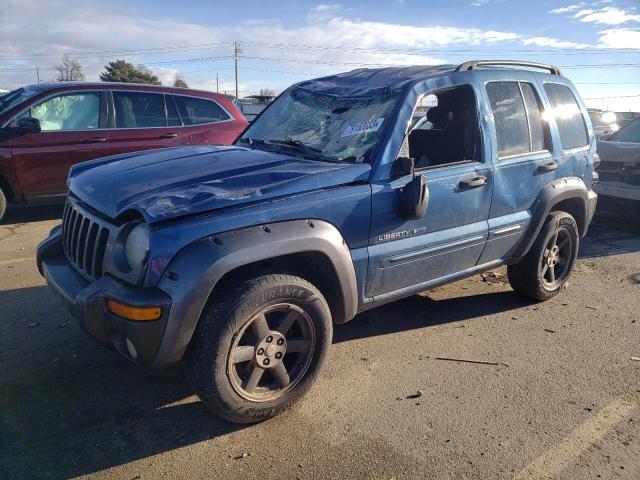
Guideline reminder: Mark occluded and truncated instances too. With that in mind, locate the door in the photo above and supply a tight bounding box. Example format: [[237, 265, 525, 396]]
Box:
[[10, 91, 109, 201], [366, 84, 492, 298], [108, 91, 187, 156], [477, 80, 589, 264]]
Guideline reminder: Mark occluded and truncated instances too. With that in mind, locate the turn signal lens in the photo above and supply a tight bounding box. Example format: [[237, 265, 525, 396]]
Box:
[[107, 300, 162, 321]]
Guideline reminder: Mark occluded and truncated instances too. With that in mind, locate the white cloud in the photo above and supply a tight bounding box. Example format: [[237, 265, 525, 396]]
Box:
[[550, 5, 582, 14], [471, 0, 503, 6], [314, 4, 342, 12], [574, 6, 640, 25], [597, 27, 640, 47], [522, 36, 590, 49]]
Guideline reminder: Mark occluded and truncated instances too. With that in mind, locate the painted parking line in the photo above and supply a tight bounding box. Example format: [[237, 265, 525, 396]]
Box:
[[514, 394, 639, 480]]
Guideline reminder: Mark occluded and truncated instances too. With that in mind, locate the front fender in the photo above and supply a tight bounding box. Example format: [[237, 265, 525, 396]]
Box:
[[152, 219, 357, 366]]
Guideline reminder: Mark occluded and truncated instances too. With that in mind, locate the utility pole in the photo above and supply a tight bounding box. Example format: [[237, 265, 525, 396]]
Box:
[[35, 65, 40, 83], [216, 72, 219, 93], [233, 42, 241, 101]]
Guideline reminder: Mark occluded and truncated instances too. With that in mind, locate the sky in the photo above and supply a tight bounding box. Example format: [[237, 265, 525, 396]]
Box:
[[1, 0, 639, 111]]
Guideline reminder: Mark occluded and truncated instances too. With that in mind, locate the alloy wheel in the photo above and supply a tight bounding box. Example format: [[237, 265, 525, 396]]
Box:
[[227, 303, 315, 402]]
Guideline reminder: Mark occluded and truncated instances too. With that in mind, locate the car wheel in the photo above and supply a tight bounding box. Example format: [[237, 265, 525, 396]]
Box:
[[0, 188, 6, 223], [507, 211, 579, 301], [186, 273, 332, 423]]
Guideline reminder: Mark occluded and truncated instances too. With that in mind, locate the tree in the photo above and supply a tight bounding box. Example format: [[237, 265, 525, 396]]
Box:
[[173, 74, 188, 88], [55, 54, 85, 82], [99, 59, 161, 85], [259, 88, 275, 97]]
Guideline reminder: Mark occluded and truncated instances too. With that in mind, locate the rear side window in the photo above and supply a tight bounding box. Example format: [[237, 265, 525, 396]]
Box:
[[520, 83, 546, 152], [543, 83, 588, 149], [113, 91, 167, 128], [173, 96, 231, 125], [487, 82, 548, 157]]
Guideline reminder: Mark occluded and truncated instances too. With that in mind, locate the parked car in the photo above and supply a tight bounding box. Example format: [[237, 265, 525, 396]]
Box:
[[38, 60, 598, 423], [595, 116, 640, 203], [588, 108, 619, 139], [0, 83, 247, 221]]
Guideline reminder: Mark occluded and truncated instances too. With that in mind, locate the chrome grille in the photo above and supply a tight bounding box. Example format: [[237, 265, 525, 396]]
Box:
[[62, 200, 110, 280]]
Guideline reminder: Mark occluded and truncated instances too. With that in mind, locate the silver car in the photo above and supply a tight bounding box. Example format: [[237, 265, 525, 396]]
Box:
[[595, 116, 640, 202]]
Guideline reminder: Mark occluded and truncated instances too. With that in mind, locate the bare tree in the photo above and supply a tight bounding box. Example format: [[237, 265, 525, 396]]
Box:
[[55, 54, 85, 82], [258, 88, 275, 97]]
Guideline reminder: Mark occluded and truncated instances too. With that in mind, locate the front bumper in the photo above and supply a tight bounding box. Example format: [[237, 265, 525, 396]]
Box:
[[37, 226, 173, 366]]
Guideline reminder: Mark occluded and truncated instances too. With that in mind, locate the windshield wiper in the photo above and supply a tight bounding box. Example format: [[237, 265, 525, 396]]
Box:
[[267, 139, 323, 156]]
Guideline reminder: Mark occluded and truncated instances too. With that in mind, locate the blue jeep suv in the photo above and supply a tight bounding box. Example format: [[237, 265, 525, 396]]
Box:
[[37, 60, 598, 423]]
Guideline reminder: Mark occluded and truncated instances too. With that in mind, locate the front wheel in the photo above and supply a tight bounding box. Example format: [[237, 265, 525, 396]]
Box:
[[186, 274, 332, 423], [508, 211, 579, 301]]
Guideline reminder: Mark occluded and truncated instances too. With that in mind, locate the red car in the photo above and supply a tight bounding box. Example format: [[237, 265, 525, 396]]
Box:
[[0, 82, 247, 221]]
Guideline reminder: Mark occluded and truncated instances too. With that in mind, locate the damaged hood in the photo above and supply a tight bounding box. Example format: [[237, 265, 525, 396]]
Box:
[[68, 146, 371, 222]]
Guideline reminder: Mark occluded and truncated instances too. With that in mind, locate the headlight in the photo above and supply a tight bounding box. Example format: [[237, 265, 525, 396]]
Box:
[[124, 223, 150, 270]]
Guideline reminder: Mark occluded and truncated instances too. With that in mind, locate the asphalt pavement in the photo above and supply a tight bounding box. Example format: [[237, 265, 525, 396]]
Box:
[[1, 203, 638, 480]]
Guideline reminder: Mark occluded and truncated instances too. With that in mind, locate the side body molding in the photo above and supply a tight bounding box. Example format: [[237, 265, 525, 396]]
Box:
[[511, 176, 590, 262], [153, 219, 358, 366]]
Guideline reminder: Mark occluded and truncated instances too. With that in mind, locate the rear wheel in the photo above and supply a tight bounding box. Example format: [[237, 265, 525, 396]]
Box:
[[186, 274, 332, 423], [508, 211, 579, 301]]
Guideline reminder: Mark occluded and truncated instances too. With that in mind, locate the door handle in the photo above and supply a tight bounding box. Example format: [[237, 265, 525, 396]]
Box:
[[160, 133, 178, 139], [83, 137, 107, 144], [458, 175, 487, 190], [537, 161, 559, 173]]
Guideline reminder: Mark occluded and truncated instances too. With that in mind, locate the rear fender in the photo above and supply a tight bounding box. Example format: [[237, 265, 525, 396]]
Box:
[[511, 177, 590, 261]]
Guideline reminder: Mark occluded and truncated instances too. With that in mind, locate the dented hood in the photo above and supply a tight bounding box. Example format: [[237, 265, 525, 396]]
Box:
[[68, 146, 371, 222]]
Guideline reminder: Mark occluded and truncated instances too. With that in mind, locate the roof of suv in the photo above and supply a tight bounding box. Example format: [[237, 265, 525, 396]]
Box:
[[294, 61, 563, 98], [295, 65, 456, 97], [19, 81, 233, 99]]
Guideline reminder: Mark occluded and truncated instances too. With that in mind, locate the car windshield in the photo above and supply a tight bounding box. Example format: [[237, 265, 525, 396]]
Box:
[[0, 88, 37, 115], [609, 117, 640, 143], [237, 87, 398, 163]]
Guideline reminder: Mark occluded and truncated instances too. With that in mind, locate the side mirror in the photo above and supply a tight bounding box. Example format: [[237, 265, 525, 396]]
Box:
[[400, 174, 429, 220], [15, 117, 41, 134], [391, 156, 415, 179]]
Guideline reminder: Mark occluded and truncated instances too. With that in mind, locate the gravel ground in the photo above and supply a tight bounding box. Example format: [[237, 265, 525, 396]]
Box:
[[0, 203, 638, 480]]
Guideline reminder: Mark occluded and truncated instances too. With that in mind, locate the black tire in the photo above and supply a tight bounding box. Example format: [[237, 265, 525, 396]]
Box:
[[185, 274, 332, 423], [508, 211, 579, 302], [0, 188, 6, 223]]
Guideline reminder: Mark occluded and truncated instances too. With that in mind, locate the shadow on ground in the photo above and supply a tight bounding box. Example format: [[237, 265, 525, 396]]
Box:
[[1, 204, 64, 225]]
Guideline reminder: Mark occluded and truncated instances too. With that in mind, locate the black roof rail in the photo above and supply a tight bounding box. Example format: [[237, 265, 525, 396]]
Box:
[[455, 60, 562, 76]]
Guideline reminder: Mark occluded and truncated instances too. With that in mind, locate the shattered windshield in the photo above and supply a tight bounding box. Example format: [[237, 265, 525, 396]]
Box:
[[237, 87, 398, 163]]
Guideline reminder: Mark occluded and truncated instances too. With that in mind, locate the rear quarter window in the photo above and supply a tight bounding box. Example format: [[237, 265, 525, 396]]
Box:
[[543, 83, 589, 149], [173, 96, 231, 125]]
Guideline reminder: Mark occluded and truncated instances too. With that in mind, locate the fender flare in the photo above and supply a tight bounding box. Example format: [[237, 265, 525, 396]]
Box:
[[512, 176, 589, 261], [152, 219, 358, 366]]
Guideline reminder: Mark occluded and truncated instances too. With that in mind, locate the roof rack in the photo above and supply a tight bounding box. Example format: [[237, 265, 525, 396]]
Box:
[[455, 60, 562, 76]]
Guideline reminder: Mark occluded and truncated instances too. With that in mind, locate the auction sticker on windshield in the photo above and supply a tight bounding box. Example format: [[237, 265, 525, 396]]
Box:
[[342, 118, 385, 137]]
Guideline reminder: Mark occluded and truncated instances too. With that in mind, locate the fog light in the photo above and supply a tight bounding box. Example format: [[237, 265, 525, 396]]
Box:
[[125, 338, 138, 359], [106, 300, 162, 321]]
